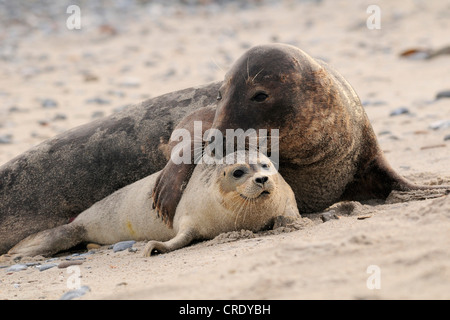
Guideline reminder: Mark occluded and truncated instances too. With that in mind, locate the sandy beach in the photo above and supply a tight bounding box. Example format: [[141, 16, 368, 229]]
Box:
[[0, 0, 449, 300]]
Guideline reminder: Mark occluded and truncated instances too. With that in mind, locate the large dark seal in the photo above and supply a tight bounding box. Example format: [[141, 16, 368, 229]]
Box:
[[0, 83, 221, 254], [0, 43, 447, 254], [152, 43, 449, 225]]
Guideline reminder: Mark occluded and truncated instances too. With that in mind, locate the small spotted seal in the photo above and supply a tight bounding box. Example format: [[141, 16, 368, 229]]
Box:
[[4, 151, 299, 258]]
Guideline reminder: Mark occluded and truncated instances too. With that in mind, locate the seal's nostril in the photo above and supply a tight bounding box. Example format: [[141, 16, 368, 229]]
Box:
[[255, 176, 268, 184]]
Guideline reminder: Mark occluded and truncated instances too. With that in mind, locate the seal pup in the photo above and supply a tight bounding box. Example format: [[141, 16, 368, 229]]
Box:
[[4, 151, 299, 259], [152, 43, 449, 226]]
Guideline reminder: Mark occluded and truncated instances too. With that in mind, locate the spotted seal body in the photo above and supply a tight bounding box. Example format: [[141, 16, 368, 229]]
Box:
[[5, 152, 299, 258]]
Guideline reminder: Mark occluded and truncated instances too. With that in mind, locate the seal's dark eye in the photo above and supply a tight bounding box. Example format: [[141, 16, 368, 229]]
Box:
[[232, 169, 245, 178], [217, 91, 222, 101], [251, 92, 268, 102], [261, 163, 269, 169]]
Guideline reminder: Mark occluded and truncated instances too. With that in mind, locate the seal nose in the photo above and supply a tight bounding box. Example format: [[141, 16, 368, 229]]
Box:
[[254, 176, 268, 185]]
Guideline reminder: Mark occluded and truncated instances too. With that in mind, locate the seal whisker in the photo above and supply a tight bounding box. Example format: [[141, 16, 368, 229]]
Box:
[[210, 57, 225, 74], [251, 68, 264, 83], [246, 57, 250, 83]]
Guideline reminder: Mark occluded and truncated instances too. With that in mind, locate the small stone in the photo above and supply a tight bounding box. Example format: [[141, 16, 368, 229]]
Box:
[[107, 90, 126, 97], [112, 240, 136, 252], [58, 260, 83, 269], [60, 286, 90, 300], [0, 134, 13, 144], [8, 106, 23, 113], [320, 210, 340, 222], [444, 134, 450, 141], [38, 119, 50, 126], [361, 100, 388, 107], [357, 215, 372, 220], [41, 98, 58, 109], [38, 263, 57, 272], [85, 97, 111, 105], [429, 120, 450, 130], [91, 111, 105, 119], [436, 90, 450, 100], [7, 264, 27, 272], [390, 107, 410, 116], [53, 113, 67, 121], [83, 73, 99, 82], [86, 243, 101, 250], [118, 78, 141, 88]]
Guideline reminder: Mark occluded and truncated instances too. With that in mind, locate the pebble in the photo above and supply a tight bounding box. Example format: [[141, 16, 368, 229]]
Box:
[[444, 134, 450, 141], [361, 100, 388, 107], [52, 113, 67, 121], [112, 240, 136, 252], [58, 260, 83, 269], [320, 211, 340, 222], [38, 263, 57, 272], [60, 286, 90, 300], [91, 111, 105, 119], [7, 264, 27, 272], [8, 106, 24, 113], [83, 73, 99, 82], [85, 97, 111, 105], [41, 98, 58, 109], [86, 243, 101, 250], [436, 90, 450, 100], [118, 78, 141, 88], [429, 120, 450, 130], [107, 89, 126, 97], [0, 134, 13, 144], [389, 107, 410, 116]]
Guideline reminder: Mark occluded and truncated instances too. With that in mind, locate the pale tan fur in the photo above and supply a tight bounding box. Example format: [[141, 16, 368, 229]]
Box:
[[6, 151, 299, 259]]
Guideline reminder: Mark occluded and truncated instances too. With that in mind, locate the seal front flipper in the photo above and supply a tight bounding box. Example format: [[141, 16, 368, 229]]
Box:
[[142, 229, 196, 257], [152, 161, 196, 227], [341, 153, 450, 202], [7, 223, 86, 259], [151, 106, 216, 227]]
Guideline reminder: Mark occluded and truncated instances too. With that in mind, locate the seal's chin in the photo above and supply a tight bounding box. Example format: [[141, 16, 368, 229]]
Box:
[[239, 190, 271, 200]]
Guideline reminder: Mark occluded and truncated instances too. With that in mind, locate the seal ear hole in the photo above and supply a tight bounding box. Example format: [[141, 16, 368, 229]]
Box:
[[217, 91, 222, 101], [251, 92, 269, 102]]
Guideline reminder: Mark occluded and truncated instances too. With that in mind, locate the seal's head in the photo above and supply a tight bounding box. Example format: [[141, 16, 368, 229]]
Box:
[[204, 151, 295, 231], [219, 151, 277, 201], [213, 43, 362, 166]]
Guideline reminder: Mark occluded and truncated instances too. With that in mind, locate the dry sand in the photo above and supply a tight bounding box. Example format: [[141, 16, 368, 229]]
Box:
[[0, 0, 449, 300]]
